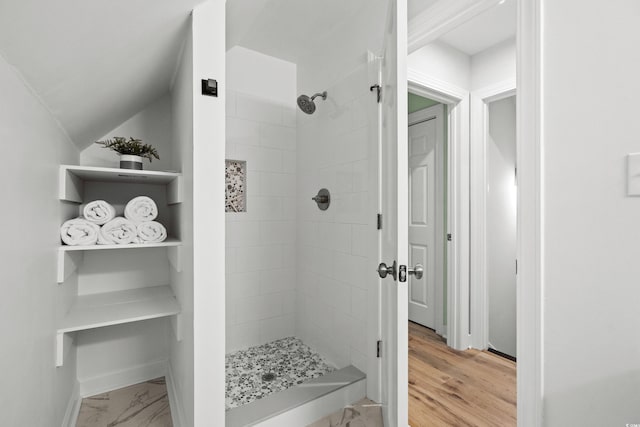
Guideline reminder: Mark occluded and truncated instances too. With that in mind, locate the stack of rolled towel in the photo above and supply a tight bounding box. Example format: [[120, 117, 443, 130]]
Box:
[[60, 196, 167, 246]]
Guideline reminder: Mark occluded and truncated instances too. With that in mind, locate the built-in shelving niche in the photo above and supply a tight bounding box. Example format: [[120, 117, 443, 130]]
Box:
[[56, 165, 184, 367]]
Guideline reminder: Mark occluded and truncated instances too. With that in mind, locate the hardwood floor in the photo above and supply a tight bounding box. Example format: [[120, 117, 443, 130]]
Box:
[[408, 322, 516, 427]]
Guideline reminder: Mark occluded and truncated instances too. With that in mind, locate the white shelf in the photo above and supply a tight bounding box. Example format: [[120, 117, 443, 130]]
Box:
[[59, 237, 182, 252], [56, 285, 181, 367], [57, 240, 183, 283], [59, 165, 182, 204]]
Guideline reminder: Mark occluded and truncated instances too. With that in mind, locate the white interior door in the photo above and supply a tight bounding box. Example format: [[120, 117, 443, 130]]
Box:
[[377, 1, 408, 427], [408, 105, 444, 329]]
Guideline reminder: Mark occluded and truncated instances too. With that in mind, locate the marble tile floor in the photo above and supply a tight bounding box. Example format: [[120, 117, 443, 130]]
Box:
[[307, 398, 384, 427], [226, 336, 335, 410], [76, 377, 172, 427]]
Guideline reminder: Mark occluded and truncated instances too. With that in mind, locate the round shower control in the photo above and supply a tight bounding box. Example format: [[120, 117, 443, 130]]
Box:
[[311, 188, 331, 210]]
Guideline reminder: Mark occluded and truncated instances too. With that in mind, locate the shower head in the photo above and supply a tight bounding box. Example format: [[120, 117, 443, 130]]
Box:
[[297, 91, 327, 114]]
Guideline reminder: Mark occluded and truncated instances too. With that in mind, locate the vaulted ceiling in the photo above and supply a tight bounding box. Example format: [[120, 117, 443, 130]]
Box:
[[0, 0, 512, 152], [0, 0, 203, 150]]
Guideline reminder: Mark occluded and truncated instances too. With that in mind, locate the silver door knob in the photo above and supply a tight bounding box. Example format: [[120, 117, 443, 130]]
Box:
[[408, 264, 424, 280], [377, 260, 397, 280]]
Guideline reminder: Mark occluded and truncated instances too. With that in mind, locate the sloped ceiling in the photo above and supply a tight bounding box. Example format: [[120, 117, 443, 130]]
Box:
[[0, 0, 204, 149]]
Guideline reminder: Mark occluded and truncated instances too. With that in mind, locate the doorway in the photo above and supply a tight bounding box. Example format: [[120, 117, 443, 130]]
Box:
[[406, 0, 519, 423]]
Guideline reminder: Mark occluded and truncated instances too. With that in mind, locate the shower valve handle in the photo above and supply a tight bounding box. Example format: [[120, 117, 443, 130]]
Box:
[[312, 195, 329, 203]]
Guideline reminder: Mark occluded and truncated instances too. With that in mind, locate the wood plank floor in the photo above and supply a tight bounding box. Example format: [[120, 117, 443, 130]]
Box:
[[408, 322, 516, 427]]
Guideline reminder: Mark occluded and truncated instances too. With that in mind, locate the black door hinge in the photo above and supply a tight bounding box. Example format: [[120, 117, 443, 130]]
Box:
[[377, 340, 382, 358], [447, 233, 452, 241], [370, 84, 381, 103], [377, 213, 383, 230]]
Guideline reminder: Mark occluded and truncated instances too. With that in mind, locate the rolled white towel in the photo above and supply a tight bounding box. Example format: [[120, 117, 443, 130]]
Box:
[[99, 217, 137, 245], [137, 221, 167, 243], [60, 218, 99, 246], [82, 200, 116, 225], [124, 196, 158, 223]]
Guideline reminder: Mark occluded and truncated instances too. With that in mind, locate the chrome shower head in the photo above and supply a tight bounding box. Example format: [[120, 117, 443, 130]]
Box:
[[297, 91, 327, 114]]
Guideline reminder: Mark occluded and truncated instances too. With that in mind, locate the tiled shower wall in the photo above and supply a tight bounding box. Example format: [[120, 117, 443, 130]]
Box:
[[296, 62, 378, 373], [225, 47, 298, 353]]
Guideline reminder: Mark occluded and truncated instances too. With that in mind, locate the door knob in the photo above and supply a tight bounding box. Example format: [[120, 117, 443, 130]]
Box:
[[408, 264, 424, 280], [377, 260, 397, 280]]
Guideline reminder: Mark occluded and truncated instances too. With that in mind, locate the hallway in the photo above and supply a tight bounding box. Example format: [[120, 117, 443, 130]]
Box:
[[408, 322, 516, 426]]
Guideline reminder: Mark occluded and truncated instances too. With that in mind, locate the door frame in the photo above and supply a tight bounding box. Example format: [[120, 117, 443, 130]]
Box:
[[469, 79, 517, 351], [408, 104, 445, 334], [407, 72, 469, 350], [407, 0, 543, 424]]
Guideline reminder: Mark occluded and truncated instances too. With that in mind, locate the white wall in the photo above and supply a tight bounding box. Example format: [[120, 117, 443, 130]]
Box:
[[81, 95, 175, 172], [296, 61, 376, 375], [169, 16, 195, 427], [408, 40, 471, 90], [225, 46, 297, 353], [541, 1, 640, 424], [0, 54, 79, 427], [470, 37, 515, 91], [191, 2, 226, 425], [75, 93, 175, 389], [486, 96, 516, 358]]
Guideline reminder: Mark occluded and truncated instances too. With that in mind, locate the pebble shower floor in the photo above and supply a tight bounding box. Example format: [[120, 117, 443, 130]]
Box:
[[225, 337, 334, 410]]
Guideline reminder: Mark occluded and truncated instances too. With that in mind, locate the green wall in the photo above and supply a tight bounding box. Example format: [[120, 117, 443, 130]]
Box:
[[408, 92, 439, 113]]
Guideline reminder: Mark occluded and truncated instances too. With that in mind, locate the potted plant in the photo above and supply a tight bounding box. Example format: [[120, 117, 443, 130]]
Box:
[[95, 137, 160, 170]]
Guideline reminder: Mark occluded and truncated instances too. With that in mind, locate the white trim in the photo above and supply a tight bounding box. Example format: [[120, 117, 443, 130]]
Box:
[[407, 104, 445, 336], [469, 79, 516, 351], [78, 359, 168, 398], [516, 0, 544, 424], [408, 67, 470, 351], [61, 381, 80, 427], [166, 361, 187, 427], [408, 0, 503, 54]]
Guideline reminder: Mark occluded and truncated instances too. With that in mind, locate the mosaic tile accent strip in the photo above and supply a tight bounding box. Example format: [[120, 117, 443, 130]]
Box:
[[225, 337, 335, 410], [225, 160, 246, 212]]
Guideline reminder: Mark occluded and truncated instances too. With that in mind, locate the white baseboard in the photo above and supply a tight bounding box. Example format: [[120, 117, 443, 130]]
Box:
[[166, 362, 186, 427], [61, 381, 80, 427], [79, 359, 168, 397], [62, 359, 184, 427]]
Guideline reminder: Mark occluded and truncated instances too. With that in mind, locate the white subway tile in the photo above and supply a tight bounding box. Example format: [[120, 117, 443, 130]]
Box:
[[227, 322, 260, 353], [260, 221, 295, 245], [260, 123, 296, 151], [351, 286, 366, 321], [226, 90, 237, 118], [226, 117, 260, 146], [254, 147, 283, 172], [352, 159, 369, 192], [260, 314, 295, 344], [236, 245, 283, 271], [282, 107, 297, 128], [351, 224, 370, 256], [260, 269, 296, 294], [237, 93, 283, 125], [227, 271, 261, 300], [226, 221, 260, 247], [282, 150, 296, 174]]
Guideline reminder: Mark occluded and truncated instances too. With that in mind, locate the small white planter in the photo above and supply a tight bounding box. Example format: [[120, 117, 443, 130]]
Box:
[[120, 154, 143, 170]]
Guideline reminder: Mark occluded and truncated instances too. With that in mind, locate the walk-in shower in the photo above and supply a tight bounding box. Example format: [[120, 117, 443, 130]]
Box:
[[296, 91, 327, 114], [225, 2, 388, 425]]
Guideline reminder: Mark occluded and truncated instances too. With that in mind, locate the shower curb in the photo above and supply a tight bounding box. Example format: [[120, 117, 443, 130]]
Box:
[[225, 365, 366, 427]]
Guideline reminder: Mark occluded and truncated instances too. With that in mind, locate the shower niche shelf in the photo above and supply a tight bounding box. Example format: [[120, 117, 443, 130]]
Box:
[[59, 164, 183, 204], [55, 285, 182, 367]]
